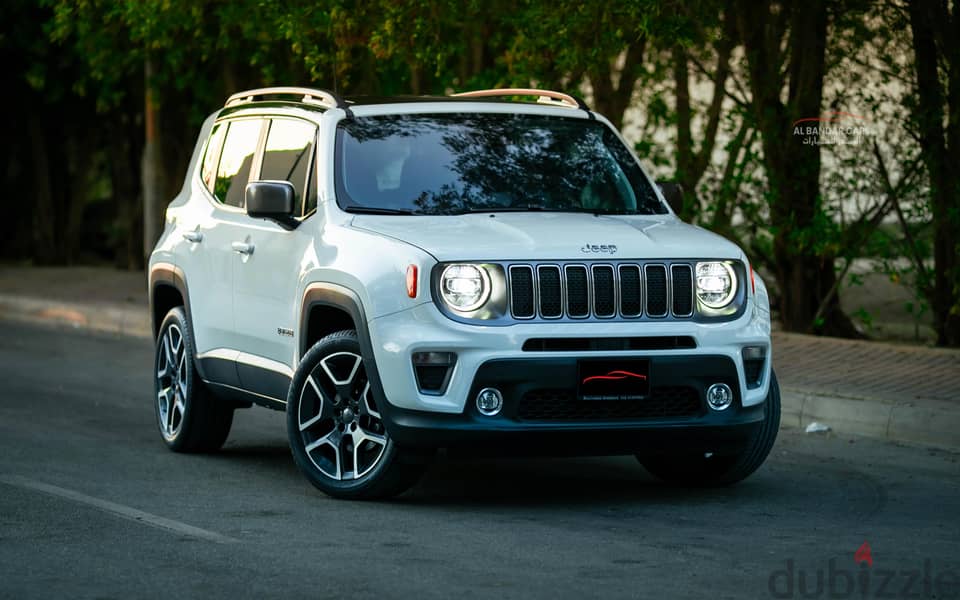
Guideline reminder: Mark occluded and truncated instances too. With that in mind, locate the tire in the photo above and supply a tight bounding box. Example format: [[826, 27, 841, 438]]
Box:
[[154, 306, 234, 452], [640, 371, 781, 486], [287, 330, 429, 500]]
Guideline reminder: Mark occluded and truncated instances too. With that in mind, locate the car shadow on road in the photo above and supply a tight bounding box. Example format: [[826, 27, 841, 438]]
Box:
[[202, 440, 791, 508], [397, 454, 783, 508]]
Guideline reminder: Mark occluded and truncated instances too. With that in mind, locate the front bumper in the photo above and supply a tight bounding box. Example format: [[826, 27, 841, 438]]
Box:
[[367, 298, 772, 412], [376, 354, 768, 455], [363, 298, 772, 453]]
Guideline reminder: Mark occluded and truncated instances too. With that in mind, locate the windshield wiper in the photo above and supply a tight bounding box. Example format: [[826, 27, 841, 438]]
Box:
[[455, 205, 546, 214], [457, 206, 636, 215], [343, 206, 417, 215]]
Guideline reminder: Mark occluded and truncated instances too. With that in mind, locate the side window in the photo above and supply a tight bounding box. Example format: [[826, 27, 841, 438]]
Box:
[[214, 119, 263, 207], [260, 119, 317, 216], [200, 123, 226, 193]]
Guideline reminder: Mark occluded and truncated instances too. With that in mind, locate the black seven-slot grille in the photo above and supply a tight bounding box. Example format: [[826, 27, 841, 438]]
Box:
[[508, 262, 695, 320]]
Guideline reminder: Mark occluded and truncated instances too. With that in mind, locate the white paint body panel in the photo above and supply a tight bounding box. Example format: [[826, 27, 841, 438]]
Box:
[[150, 100, 773, 415]]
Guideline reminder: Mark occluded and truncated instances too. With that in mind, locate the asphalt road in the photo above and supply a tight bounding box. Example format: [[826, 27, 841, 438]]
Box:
[[1, 321, 958, 600]]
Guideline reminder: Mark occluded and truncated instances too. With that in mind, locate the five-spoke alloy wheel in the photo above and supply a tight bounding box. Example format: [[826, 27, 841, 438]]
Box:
[[156, 321, 188, 441], [154, 307, 234, 452], [287, 330, 428, 499]]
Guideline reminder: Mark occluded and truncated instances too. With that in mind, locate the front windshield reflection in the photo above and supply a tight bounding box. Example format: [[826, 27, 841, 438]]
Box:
[[336, 114, 665, 215]]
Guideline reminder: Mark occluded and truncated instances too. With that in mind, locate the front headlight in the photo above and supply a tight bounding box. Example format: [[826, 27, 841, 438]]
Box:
[[696, 261, 737, 308], [440, 264, 491, 312]]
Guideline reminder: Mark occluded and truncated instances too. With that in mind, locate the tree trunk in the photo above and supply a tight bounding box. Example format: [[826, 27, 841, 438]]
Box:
[[736, 0, 860, 337], [27, 115, 57, 265], [108, 119, 144, 270], [588, 39, 645, 129], [673, 45, 695, 219], [908, 0, 960, 346], [672, 4, 736, 222], [64, 133, 91, 266], [142, 57, 163, 263]]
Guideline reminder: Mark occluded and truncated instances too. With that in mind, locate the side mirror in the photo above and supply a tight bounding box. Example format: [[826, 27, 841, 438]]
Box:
[[246, 181, 298, 229], [657, 181, 684, 215]]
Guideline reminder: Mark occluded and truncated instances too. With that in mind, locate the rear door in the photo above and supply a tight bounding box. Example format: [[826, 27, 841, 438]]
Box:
[[231, 116, 319, 401]]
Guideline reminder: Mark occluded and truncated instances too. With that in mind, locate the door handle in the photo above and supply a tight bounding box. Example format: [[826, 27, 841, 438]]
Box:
[[231, 241, 255, 255], [182, 230, 203, 243]]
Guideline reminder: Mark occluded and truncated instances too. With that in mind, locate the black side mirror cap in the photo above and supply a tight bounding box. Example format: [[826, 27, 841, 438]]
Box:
[[246, 181, 298, 230], [656, 181, 684, 215]]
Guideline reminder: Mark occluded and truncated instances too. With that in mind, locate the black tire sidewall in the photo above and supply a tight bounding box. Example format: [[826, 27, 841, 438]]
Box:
[[642, 371, 782, 485]]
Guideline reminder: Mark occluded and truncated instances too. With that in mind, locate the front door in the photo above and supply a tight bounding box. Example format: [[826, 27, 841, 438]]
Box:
[[231, 117, 319, 401]]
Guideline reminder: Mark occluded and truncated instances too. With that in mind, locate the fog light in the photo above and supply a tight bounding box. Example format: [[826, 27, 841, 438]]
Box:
[[706, 383, 733, 411], [476, 387, 503, 416], [742, 345, 765, 361]]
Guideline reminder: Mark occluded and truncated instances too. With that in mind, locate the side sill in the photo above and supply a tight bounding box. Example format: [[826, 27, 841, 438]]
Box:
[[203, 380, 286, 411]]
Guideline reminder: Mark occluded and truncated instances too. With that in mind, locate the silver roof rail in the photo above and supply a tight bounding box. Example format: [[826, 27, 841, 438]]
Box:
[[451, 88, 591, 112], [224, 87, 347, 110]]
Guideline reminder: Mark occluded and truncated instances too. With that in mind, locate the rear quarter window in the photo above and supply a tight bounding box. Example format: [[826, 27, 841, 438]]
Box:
[[200, 123, 226, 193]]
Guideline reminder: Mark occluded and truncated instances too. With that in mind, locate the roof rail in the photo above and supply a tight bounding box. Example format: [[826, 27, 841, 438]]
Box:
[[451, 88, 591, 112], [224, 87, 348, 110]]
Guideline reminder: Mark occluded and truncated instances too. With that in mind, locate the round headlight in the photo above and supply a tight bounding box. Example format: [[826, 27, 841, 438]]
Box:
[[696, 262, 737, 308], [440, 264, 490, 312]]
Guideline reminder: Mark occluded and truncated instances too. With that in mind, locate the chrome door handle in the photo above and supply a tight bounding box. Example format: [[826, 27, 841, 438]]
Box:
[[182, 231, 203, 243], [231, 241, 255, 255]]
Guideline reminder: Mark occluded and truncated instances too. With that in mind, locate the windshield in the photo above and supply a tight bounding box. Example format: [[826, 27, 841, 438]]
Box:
[[335, 113, 666, 215]]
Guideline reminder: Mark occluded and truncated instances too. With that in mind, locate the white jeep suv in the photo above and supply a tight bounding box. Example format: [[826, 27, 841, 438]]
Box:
[[149, 87, 779, 499]]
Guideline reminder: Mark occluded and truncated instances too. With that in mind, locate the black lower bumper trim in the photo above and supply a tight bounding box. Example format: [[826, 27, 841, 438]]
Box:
[[377, 354, 765, 456], [382, 402, 765, 456]]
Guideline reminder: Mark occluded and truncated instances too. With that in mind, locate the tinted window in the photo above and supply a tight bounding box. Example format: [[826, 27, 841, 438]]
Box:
[[201, 123, 226, 193], [215, 119, 262, 207], [335, 114, 665, 215], [260, 119, 317, 216]]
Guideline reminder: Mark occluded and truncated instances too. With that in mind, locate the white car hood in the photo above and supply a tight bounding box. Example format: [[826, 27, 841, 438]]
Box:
[[350, 212, 743, 262]]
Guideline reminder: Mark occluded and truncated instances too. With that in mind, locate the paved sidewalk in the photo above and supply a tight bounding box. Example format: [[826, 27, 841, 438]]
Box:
[[773, 332, 959, 449], [0, 266, 149, 337], [1, 265, 957, 450]]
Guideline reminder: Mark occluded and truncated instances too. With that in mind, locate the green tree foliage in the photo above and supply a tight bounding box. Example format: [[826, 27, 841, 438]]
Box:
[[3, 0, 955, 344]]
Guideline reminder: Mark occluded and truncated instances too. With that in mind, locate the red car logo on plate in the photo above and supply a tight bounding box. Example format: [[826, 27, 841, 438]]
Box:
[[581, 370, 648, 385]]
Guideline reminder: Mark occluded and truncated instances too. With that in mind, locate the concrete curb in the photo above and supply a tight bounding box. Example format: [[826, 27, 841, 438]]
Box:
[[1, 292, 957, 451], [780, 386, 960, 451], [0, 294, 151, 339]]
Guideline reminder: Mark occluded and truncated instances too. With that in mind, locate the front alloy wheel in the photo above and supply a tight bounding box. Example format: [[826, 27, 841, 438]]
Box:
[[287, 330, 428, 499], [297, 350, 387, 480]]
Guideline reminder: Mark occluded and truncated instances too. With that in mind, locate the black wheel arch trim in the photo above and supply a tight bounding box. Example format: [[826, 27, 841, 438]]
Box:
[[149, 262, 208, 381], [298, 283, 402, 437]]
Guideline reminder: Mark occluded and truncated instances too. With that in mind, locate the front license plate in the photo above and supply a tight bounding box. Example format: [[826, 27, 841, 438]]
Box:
[[577, 359, 650, 401]]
